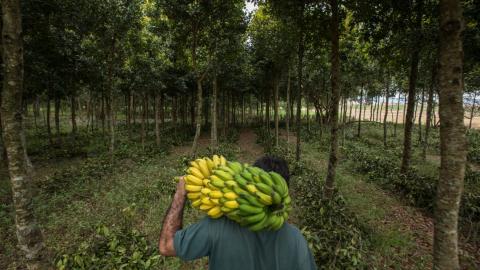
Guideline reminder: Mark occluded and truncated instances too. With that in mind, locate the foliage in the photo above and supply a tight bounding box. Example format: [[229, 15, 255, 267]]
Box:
[[293, 164, 367, 269], [467, 129, 480, 164], [55, 225, 160, 269]]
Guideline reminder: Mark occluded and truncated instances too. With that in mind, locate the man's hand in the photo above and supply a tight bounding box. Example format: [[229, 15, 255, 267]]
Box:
[[158, 176, 187, 256]]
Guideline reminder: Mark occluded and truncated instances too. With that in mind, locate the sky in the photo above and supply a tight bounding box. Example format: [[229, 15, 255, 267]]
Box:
[[245, 1, 257, 14]]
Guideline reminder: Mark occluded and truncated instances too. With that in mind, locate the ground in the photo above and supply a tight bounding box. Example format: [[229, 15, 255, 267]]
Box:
[[1, 125, 478, 269]]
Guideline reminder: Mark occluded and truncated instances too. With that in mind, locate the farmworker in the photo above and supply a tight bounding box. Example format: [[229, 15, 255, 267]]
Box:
[[158, 156, 317, 270]]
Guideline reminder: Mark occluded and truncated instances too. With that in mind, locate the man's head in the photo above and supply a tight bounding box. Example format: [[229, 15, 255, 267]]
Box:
[[253, 156, 290, 186]]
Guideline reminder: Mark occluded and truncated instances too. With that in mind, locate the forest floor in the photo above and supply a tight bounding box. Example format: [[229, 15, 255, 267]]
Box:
[[1, 126, 478, 269]]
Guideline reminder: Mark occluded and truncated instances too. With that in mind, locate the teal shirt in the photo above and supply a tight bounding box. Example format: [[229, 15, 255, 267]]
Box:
[[174, 217, 317, 270]]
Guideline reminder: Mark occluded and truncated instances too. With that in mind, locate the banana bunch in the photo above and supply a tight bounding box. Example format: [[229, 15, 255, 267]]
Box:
[[184, 155, 291, 232]]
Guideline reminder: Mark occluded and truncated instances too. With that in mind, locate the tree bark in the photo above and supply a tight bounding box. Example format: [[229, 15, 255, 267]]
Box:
[[46, 96, 52, 144], [192, 77, 204, 154], [433, 1, 466, 269], [418, 86, 426, 143], [296, 30, 304, 162], [274, 77, 279, 147], [211, 72, 218, 149], [324, 0, 340, 199], [155, 93, 161, 147], [106, 36, 116, 163], [54, 95, 60, 137], [286, 68, 291, 143], [401, 0, 423, 174], [469, 91, 476, 129], [141, 94, 146, 148], [383, 76, 390, 147], [423, 63, 436, 160], [357, 86, 364, 137], [394, 92, 401, 136], [71, 94, 77, 135], [1, 0, 47, 267]]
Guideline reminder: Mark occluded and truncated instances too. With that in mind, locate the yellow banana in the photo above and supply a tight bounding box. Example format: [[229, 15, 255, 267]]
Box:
[[189, 161, 200, 170], [187, 167, 205, 179], [224, 200, 239, 209], [186, 175, 203, 186], [203, 179, 210, 186], [187, 192, 202, 200], [212, 155, 221, 166], [191, 199, 202, 208], [201, 197, 214, 206], [256, 191, 273, 205], [210, 211, 223, 219], [201, 188, 212, 195], [209, 190, 224, 199], [186, 185, 202, 192], [225, 180, 238, 188], [205, 158, 215, 171], [200, 204, 214, 210], [211, 198, 220, 205], [197, 159, 210, 177], [207, 206, 221, 216], [224, 192, 238, 200], [220, 155, 227, 166]]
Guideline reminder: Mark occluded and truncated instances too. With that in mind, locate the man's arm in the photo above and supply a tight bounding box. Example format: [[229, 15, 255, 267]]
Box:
[[159, 177, 187, 256]]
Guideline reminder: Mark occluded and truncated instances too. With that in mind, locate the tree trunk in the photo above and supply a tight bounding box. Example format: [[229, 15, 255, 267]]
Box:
[[71, 94, 77, 135], [191, 77, 203, 154], [54, 95, 60, 137], [324, 0, 340, 199], [433, 1, 466, 269], [357, 86, 364, 137], [423, 63, 437, 160], [383, 77, 390, 147], [266, 85, 271, 132], [46, 96, 52, 144], [141, 94, 146, 148], [211, 72, 218, 149], [274, 77, 279, 147], [296, 30, 304, 162], [1, 0, 47, 267], [155, 93, 161, 147], [106, 37, 116, 163], [469, 91, 476, 129], [286, 68, 291, 143], [401, 0, 423, 174], [418, 86, 426, 143], [394, 92, 401, 136]]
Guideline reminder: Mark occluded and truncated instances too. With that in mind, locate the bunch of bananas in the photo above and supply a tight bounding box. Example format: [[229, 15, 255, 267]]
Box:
[[184, 155, 291, 232]]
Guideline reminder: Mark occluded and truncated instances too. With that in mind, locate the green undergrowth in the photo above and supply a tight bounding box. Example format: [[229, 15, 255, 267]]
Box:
[[257, 128, 368, 269]]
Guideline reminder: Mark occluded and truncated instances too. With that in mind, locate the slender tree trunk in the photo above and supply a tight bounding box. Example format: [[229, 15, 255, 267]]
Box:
[[274, 77, 279, 147], [469, 91, 476, 129], [71, 94, 77, 135], [211, 72, 218, 149], [296, 29, 304, 162], [1, 0, 47, 267], [433, 1, 466, 269], [106, 37, 116, 163], [286, 68, 291, 143], [54, 96, 60, 137], [155, 93, 160, 146], [401, 0, 423, 174], [324, 0, 340, 198], [418, 86, 426, 143], [403, 93, 407, 124], [266, 85, 271, 132], [383, 77, 390, 147], [192, 77, 203, 154], [357, 86, 364, 137], [394, 92, 401, 136], [46, 96, 52, 144], [141, 94, 146, 148], [306, 97, 310, 131], [423, 63, 437, 160]]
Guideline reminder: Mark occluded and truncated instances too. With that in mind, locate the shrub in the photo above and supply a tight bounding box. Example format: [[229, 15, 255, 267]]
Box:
[[55, 225, 160, 269]]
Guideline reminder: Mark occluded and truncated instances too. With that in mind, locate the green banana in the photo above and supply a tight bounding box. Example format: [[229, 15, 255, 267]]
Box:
[[256, 191, 273, 205], [214, 170, 234, 181], [243, 211, 266, 224], [248, 215, 268, 232], [241, 171, 253, 181], [238, 204, 264, 215], [255, 182, 273, 195], [240, 193, 265, 208], [233, 174, 248, 187], [272, 191, 282, 205], [259, 172, 275, 186], [219, 165, 236, 176], [211, 178, 226, 188], [227, 161, 243, 174], [283, 195, 292, 205], [271, 216, 284, 230]]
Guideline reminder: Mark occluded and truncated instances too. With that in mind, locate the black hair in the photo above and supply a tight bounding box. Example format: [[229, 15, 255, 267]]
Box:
[[253, 155, 290, 186]]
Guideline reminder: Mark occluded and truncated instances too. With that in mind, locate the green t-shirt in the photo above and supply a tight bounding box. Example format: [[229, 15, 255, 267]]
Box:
[[174, 217, 317, 270]]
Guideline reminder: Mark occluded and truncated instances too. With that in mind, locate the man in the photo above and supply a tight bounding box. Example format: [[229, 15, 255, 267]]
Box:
[[159, 156, 317, 270]]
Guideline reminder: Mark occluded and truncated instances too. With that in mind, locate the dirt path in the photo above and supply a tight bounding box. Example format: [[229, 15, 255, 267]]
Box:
[[237, 129, 264, 163]]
